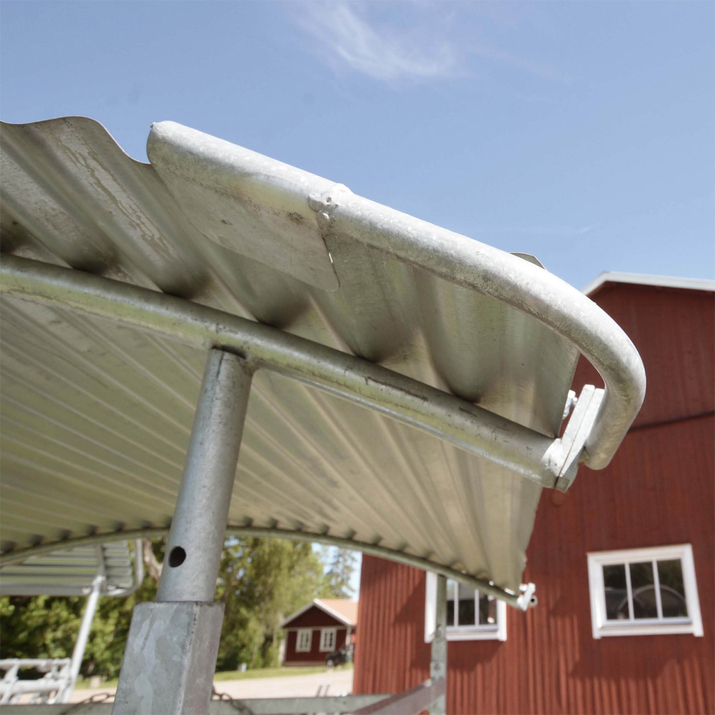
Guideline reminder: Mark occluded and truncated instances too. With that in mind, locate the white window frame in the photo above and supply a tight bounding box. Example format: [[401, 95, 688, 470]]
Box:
[[319, 627, 337, 652], [296, 628, 312, 652], [424, 572, 507, 642], [587, 544, 703, 639]]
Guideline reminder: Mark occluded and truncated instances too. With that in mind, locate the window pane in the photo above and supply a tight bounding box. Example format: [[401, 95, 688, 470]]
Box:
[[630, 562, 658, 619], [478, 593, 497, 625], [458, 583, 476, 626], [657, 560, 688, 618], [603, 563, 628, 620]]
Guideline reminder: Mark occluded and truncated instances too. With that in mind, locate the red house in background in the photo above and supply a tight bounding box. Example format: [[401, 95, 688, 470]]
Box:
[[354, 273, 714, 714], [280, 599, 358, 667]]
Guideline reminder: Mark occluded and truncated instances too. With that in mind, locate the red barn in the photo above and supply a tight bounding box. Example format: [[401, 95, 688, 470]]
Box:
[[280, 599, 358, 667], [353, 273, 714, 715]]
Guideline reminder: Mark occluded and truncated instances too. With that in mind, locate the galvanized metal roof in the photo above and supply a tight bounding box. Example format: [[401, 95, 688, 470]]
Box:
[[0, 117, 645, 601], [0, 541, 141, 597]]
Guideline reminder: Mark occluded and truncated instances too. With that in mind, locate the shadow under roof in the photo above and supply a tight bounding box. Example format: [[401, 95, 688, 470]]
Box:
[[0, 117, 645, 604]]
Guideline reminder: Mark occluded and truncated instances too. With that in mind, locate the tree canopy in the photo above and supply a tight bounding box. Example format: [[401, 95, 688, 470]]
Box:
[[0, 538, 357, 678]]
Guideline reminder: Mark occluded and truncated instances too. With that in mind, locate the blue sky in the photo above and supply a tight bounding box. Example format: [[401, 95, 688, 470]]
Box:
[[2, 1, 713, 290], [1, 1, 713, 594]]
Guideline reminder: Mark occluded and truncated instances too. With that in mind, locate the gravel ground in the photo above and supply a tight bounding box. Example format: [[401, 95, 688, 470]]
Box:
[[69, 668, 353, 704]]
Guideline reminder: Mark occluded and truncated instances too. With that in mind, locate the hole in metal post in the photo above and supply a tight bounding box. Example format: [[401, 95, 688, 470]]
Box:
[[168, 546, 186, 568]]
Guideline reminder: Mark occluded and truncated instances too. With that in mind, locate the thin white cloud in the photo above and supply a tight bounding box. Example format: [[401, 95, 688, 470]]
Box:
[[295, 2, 458, 84], [292, 1, 570, 87]]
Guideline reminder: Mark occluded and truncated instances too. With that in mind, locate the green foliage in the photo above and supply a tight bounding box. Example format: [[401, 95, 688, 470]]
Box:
[[0, 580, 157, 680], [0, 538, 356, 678], [318, 547, 358, 599], [215, 538, 326, 671]]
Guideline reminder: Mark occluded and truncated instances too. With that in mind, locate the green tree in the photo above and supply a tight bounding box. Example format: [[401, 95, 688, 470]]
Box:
[[0, 537, 351, 677], [318, 547, 358, 598], [0, 578, 158, 680], [216, 538, 326, 670]]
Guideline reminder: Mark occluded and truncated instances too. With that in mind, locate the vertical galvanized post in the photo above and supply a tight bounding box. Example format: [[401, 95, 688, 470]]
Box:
[[114, 349, 253, 715], [156, 349, 253, 603], [428, 574, 447, 715]]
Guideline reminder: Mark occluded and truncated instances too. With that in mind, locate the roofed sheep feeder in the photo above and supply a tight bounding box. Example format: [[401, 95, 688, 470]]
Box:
[[0, 117, 645, 715]]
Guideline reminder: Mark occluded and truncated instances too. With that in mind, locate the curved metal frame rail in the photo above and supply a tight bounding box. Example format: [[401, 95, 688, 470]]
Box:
[[0, 129, 646, 713]]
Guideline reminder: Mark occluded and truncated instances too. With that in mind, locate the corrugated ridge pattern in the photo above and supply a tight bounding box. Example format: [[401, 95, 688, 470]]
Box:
[[0, 542, 135, 596], [354, 287, 714, 714], [0, 116, 579, 591]]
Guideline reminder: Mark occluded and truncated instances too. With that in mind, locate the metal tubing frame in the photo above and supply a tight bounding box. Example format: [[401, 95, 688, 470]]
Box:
[[311, 184, 646, 471], [352, 680, 446, 715], [352, 575, 447, 714], [58, 572, 105, 703], [0, 697, 394, 714], [0, 541, 143, 705], [0, 120, 646, 715], [125, 540, 144, 598], [0, 526, 532, 610], [0, 251, 645, 611], [428, 574, 447, 715], [0, 255, 623, 486], [157, 349, 253, 602], [114, 349, 251, 714], [0, 660, 72, 705], [148, 119, 645, 471]]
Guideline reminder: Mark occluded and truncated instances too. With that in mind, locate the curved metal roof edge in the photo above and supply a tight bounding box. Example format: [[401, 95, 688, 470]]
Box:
[[0, 527, 533, 611], [0, 540, 144, 598]]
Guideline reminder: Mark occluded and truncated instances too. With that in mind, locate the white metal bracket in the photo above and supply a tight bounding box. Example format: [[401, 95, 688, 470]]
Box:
[[551, 385, 606, 492]]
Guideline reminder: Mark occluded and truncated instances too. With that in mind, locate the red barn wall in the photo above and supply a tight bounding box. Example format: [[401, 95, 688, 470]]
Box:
[[353, 285, 714, 714]]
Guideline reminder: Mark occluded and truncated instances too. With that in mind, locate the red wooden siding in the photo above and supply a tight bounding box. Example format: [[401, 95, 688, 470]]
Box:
[[576, 284, 714, 427], [354, 285, 715, 714]]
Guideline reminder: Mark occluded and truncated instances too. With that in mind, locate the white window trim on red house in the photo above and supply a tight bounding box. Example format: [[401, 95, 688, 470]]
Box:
[[296, 628, 313, 652], [587, 544, 703, 639], [319, 627, 337, 652], [425, 572, 507, 642]]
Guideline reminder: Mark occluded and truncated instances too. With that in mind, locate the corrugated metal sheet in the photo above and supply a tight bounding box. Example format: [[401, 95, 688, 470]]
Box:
[[354, 284, 714, 714], [0, 116, 635, 596], [0, 541, 139, 596]]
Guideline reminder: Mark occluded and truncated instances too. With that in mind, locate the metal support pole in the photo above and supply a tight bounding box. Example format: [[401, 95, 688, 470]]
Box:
[[157, 349, 253, 602], [428, 575, 447, 715], [114, 349, 253, 715], [57, 572, 105, 703]]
